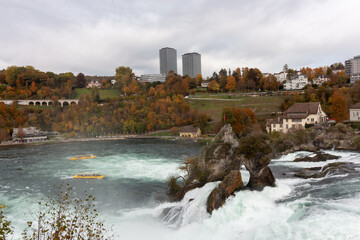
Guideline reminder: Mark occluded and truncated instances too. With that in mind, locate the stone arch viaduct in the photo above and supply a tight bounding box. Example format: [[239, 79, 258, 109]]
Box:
[[0, 99, 79, 107]]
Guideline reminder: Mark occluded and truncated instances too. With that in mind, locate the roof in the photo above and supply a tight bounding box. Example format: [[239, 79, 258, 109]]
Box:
[[285, 102, 320, 115], [350, 103, 360, 109], [180, 126, 200, 133], [269, 117, 283, 124]]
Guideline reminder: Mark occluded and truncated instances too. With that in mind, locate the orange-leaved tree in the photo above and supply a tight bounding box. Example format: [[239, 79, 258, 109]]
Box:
[[223, 108, 257, 135], [330, 89, 348, 122], [225, 75, 236, 92], [208, 80, 220, 92]]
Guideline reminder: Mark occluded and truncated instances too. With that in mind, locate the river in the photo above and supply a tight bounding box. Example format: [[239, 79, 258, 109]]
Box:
[[1, 139, 360, 239]]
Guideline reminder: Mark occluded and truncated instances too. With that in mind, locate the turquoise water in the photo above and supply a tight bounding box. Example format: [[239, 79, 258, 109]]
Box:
[[1, 140, 360, 239]]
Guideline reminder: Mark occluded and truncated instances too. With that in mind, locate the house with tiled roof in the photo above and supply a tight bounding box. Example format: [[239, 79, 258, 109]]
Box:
[[350, 103, 360, 122], [179, 126, 201, 138], [267, 102, 327, 133]]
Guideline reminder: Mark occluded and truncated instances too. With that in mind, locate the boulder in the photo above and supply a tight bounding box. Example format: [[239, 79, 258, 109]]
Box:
[[207, 170, 244, 214], [294, 162, 360, 179], [246, 166, 275, 190], [236, 132, 276, 190], [294, 152, 340, 162]]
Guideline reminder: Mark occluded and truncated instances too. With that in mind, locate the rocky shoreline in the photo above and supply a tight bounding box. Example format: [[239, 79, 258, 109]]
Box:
[[168, 123, 360, 214]]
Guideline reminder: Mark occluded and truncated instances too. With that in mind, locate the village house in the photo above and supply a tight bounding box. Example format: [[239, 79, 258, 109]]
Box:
[[349, 103, 360, 122], [179, 126, 201, 138], [87, 80, 101, 88], [313, 74, 330, 85], [267, 102, 327, 133], [284, 74, 309, 90], [201, 81, 211, 88]]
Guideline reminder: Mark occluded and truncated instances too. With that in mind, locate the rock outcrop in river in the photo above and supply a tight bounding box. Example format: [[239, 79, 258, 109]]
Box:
[[169, 124, 276, 214]]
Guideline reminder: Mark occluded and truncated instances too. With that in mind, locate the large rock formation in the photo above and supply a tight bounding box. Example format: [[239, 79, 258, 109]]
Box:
[[294, 162, 360, 179], [199, 124, 240, 182], [246, 166, 275, 190], [207, 170, 244, 213], [199, 124, 275, 213]]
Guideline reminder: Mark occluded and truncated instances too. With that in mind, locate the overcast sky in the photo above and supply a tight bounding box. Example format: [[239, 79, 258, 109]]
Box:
[[0, 0, 359, 77]]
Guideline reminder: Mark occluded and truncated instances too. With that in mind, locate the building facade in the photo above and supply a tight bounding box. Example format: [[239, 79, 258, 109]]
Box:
[[350, 103, 360, 122], [179, 126, 201, 138], [313, 74, 330, 85], [267, 102, 327, 133], [140, 74, 166, 83], [345, 55, 360, 83], [182, 52, 201, 78], [159, 47, 177, 75], [275, 72, 288, 83], [284, 74, 309, 90]]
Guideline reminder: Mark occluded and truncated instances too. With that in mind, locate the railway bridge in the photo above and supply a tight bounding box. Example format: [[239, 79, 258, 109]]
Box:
[[0, 99, 80, 107]]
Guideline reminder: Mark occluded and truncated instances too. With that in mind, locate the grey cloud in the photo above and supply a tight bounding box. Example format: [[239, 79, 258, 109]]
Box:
[[0, 0, 359, 77]]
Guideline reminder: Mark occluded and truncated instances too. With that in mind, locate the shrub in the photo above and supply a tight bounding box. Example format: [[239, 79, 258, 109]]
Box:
[[22, 184, 112, 240], [237, 132, 271, 160], [170, 127, 179, 135], [0, 203, 13, 240], [167, 176, 181, 197], [328, 123, 352, 134]]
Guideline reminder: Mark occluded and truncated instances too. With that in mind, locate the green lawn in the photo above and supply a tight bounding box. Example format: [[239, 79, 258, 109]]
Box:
[[187, 95, 286, 121], [72, 89, 119, 100]]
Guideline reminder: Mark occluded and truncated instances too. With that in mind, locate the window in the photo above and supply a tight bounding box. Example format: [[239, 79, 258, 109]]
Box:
[[286, 125, 288, 129], [311, 118, 314, 122], [280, 124, 283, 128]]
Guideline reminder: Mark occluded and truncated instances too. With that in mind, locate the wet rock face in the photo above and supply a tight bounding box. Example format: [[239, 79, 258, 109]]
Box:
[[294, 162, 360, 179], [207, 170, 244, 214], [294, 152, 340, 162], [246, 166, 275, 190], [200, 124, 240, 181]]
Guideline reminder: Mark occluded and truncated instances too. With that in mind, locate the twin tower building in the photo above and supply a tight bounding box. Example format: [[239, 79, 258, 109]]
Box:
[[159, 47, 201, 78]]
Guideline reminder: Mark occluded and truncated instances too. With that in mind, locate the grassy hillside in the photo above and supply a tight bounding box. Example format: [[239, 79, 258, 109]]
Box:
[[187, 95, 286, 121], [72, 89, 119, 100]]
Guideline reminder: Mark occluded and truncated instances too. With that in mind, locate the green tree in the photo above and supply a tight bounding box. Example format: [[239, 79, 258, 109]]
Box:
[[114, 66, 134, 89]]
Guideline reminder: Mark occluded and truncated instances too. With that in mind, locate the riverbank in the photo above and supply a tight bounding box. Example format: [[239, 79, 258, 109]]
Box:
[[0, 134, 214, 147]]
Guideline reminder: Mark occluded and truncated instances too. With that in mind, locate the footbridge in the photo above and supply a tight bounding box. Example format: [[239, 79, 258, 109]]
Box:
[[0, 99, 80, 107]]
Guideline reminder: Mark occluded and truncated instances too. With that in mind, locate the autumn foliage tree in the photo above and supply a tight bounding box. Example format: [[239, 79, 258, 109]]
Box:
[[208, 80, 220, 92], [330, 89, 349, 122], [223, 108, 257, 135], [225, 75, 236, 92]]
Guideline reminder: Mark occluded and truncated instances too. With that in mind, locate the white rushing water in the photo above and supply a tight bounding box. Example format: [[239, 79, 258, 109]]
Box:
[[1, 141, 360, 240]]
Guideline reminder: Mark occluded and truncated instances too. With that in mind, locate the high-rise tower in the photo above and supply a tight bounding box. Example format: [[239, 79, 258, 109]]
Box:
[[159, 47, 177, 74], [182, 52, 201, 78]]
